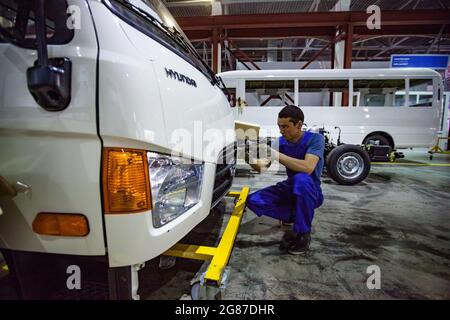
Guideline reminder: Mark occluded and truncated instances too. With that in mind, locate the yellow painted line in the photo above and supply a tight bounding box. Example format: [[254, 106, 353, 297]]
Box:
[[371, 162, 450, 167], [164, 244, 216, 261], [204, 186, 249, 285]]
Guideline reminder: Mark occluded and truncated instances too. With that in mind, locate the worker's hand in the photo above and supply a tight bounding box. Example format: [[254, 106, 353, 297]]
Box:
[[244, 151, 271, 173], [253, 159, 272, 172]]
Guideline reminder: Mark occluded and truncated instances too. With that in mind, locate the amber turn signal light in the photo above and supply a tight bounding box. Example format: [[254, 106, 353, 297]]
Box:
[[32, 213, 89, 237], [102, 148, 151, 214]]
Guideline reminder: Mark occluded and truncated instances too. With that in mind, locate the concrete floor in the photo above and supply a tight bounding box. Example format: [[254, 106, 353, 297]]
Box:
[[140, 149, 450, 300], [1, 150, 450, 299], [225, 165, 450, 299]]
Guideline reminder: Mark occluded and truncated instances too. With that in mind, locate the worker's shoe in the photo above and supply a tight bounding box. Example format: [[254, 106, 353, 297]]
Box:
[[287, 232, 311, 255], [279, 230, 297, 251]]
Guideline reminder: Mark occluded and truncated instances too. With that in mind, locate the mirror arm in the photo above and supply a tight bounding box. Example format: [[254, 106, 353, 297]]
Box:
[[34, 0, 48, 66]]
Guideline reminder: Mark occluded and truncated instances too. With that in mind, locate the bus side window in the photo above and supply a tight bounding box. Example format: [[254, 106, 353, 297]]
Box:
[[409, 79, 433, 107], [245, 80, 295, 107], [353, 79, 405, 107], [227, 88, 236, 107], [298, 79, 349, 107]]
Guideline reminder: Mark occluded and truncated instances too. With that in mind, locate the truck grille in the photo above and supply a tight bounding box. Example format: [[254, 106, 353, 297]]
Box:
[[211, 143, 236, 208]]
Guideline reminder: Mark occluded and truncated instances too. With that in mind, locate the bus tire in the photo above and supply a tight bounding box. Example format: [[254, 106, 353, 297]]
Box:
[[326, 144, 371, 185], [363, 134, 391, 147]]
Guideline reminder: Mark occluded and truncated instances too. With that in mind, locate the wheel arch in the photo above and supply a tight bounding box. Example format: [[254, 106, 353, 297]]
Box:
[[363, 131, 394, 149]]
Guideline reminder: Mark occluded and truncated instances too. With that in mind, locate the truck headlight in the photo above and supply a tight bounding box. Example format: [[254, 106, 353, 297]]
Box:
[[147, 152, 204, 228]]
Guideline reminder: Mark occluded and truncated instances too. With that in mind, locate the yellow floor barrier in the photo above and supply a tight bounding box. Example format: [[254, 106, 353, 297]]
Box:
[[163, 186, 249, 299], [428, 137, 450, 160], [0, 262, 8, 276]]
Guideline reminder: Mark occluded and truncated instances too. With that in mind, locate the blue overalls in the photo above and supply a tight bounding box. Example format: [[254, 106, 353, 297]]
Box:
[[246, 131, 324, 234]]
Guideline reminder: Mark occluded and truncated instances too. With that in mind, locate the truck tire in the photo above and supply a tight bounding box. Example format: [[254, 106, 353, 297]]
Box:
[[326, 144, 371, 185], [363, 134, 391, 147]]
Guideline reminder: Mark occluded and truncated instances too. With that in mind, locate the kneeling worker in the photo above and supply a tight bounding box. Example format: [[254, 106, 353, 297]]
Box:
[[245, 105, 325, 255]]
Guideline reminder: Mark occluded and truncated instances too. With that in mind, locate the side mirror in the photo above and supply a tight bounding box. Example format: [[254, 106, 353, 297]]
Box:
[[27, 58, 71, 112], [25, 0, 71, 111]]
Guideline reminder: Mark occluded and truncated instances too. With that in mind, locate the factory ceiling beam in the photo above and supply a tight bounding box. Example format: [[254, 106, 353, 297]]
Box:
[[184, 25, 450, 41], [370, 37, 409, 60], [184, 28, 335, 40], [188, 44, 450, 52], [352, 25, 450, 37], [179, 9, 450, 66], [426, 24, 446, 53], [295, 0, 321, 61], [176, 10, 450, 31], [225, 27, 334, 39], [399, 0, 415, 10], [353, 34, 448, 44], [179, 11, 450, 42], [301, 31, 346, 69]]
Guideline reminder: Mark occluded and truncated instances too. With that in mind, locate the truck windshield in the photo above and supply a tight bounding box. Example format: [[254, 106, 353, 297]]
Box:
[[139, 0, 188, 40], [107, 0, 225, 91]]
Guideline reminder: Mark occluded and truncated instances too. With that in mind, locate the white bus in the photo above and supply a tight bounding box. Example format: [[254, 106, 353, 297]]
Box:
[[219, 68, 444, 149]]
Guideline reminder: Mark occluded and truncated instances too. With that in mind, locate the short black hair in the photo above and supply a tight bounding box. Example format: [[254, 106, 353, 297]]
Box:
[[278, 105, 304, 124]]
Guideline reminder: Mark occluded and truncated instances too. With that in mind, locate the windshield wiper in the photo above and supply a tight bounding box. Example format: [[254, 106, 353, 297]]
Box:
[[216, 75, 229, 95], [121, 0, 190, 52], [163, 26, 223, 87], [122, 0, 158, 23]]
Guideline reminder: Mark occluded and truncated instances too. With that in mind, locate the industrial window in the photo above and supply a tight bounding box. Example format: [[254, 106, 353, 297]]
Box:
[[353, 79, 406, 107], [245, 80, 295, 107], [0, 0, 74, 48], [298, 79, 349, 107]]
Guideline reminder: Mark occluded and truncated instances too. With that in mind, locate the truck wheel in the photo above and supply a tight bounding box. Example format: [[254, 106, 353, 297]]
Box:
[[326, 144, 371, 185], [363, 134, 391, 147]]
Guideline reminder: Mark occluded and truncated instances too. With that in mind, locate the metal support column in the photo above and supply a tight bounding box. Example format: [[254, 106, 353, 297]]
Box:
[[212, 28, 219, 73], [342, 24, 353, 107]]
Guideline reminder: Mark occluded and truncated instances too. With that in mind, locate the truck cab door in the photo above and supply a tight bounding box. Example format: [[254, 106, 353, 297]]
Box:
[[0, 0, 105, 257]]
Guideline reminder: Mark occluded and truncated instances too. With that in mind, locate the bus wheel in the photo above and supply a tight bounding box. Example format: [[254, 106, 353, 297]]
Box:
[[326, 144, 371, 185], [363, 134, 390, 147]]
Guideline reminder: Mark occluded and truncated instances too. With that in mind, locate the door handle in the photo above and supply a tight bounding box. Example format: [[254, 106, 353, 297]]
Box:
[[0, 176, 17, 197], [0, 176, 32, 198]]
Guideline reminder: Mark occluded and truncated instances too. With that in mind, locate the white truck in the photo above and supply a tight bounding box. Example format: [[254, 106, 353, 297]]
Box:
[[0, 0, 235, 299]]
